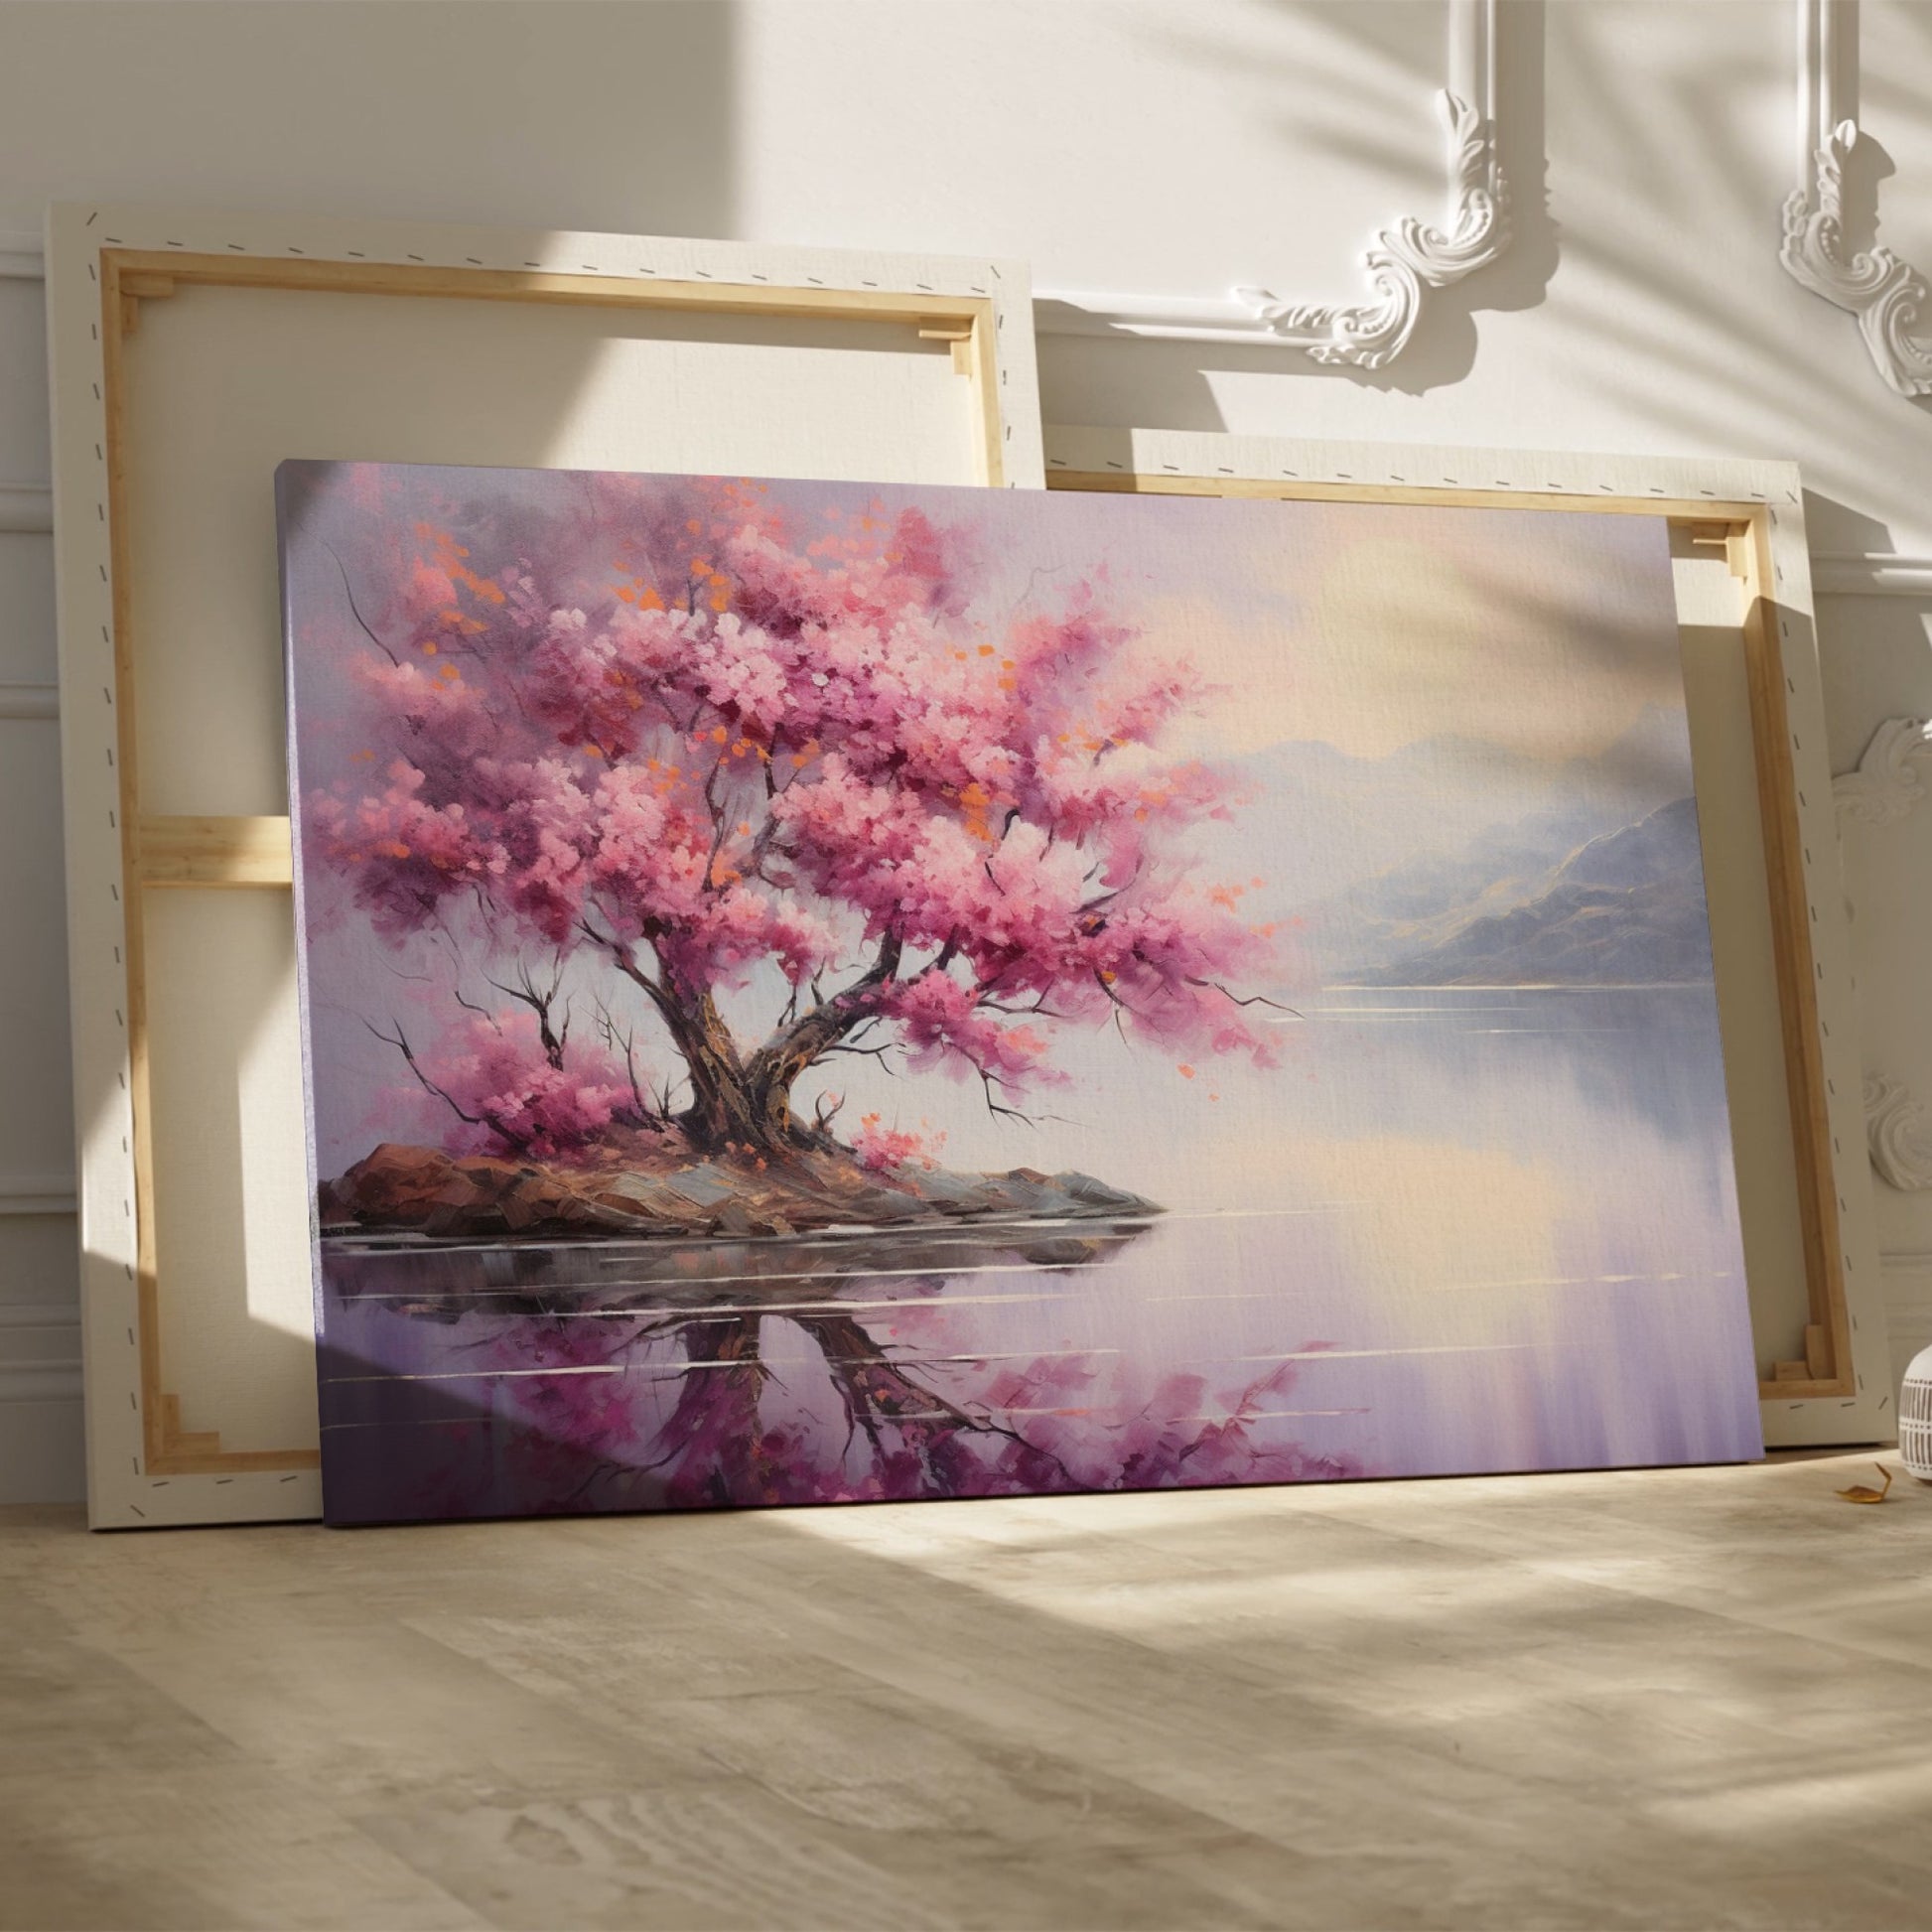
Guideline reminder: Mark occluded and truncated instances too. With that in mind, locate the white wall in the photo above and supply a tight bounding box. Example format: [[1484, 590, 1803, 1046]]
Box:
[[2, 0, 1928, 1502]]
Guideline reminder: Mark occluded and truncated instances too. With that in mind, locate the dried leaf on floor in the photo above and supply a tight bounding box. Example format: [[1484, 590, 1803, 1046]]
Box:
[[1834, 1463, 1894, 1505]]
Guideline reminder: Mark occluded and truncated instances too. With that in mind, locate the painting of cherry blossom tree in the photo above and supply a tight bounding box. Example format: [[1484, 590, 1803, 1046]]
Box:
[[280, 461, 1763, 1525]]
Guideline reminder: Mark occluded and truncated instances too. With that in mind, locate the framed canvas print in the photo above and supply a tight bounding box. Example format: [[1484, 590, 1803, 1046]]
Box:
[[1043, 425, 1892, 1451], [281, 458, 1765, 1525], [45, 202, 1042, 1526]]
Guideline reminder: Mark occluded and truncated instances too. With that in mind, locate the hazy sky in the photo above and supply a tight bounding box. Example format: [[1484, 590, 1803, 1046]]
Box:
[[1133, 498, 1681, 761], [929, 485, 1684, 765], [286, 463, 1682, 767]]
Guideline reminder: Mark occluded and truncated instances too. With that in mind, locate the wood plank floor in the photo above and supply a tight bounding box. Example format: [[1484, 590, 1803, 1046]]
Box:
[[4, 1450, 1931, 1930]]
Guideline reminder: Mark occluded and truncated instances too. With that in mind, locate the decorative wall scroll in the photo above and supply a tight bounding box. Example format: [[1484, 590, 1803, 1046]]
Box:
[[1781, 0, 1932, 399], [1863, 1075, 1932, 1192], [1035, 0, 1508, 367], [1835, 717, 1932, 827], [1834, 720, 1932, 1196]]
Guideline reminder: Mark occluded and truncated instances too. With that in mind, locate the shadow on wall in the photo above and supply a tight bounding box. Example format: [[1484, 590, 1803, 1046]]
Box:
[[1519, 0, 1932, 454], [24, 2, 746, 1508], [0, 2, 739, 241], [1042, 0, 1926, 465], [1035, 0, 1554, 421], [1236, 0, 1558, 396]]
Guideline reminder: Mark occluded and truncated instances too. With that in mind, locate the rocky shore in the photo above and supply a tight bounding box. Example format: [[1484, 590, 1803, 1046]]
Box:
[[320, 1141, 1161, 1243]]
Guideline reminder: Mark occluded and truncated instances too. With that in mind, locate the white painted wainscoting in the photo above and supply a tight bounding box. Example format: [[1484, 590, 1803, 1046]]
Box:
[[0, 262, 81, 1501]]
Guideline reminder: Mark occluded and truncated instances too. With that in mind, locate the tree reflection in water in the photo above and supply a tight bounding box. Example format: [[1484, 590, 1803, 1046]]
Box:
[[326, 1216, 1360, 1517]]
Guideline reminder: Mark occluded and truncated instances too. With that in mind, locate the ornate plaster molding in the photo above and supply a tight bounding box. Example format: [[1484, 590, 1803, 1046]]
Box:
[[1811, 552, 1932, 597], [0, 485, 57, 720], [0, 1303, 81, 1409], [0, 1173, 77, 1216], [1781, 0, 1932, 399], [0, 232, 41, 281], [1840, 722, 1932, 1195], [1865, 1074, 1932, 1191], [1834, 717, 1932, 825], [1035, 0, 1509, 366], [0, 482, 52, 533], [0, 12, 1514, 372], [0, 684, 57, 722]]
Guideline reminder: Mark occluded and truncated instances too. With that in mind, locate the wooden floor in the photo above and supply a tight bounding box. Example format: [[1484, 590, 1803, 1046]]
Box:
[[4, 1451, 1931, 1931]]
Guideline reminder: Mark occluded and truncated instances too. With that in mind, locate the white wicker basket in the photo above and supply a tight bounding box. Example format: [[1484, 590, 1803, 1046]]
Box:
[[1902, 1344, 1932, 1480]]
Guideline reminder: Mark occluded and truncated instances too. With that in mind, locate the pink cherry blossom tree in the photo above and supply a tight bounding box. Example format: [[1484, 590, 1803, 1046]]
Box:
[[308, 474, 1281, 1163]]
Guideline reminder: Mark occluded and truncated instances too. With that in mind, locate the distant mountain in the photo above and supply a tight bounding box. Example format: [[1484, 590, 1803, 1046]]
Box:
[[1209, 704, 1696, 915], [1302, 799, 1620, 973], [1345, 797, 1716, 987]]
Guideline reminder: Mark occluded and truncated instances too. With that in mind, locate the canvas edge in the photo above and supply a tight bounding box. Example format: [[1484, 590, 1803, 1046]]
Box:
[[277, 463, 337, 1528], [49, 200, 1046, 1529], [1041, 424, 1891, 1452], [1751, 470, 1893, 1448], [46, 203, 138, 1528]]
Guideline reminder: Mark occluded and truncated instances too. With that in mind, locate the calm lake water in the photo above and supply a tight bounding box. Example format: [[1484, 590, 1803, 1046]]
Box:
[[316, 987, 1763, 1523]]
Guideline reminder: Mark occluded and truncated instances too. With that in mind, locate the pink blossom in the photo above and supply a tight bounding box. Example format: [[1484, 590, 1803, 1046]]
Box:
[[395, 1009, 657, 1160], [851, 1115, 947, 1172], [876, 973, 1057, 1086], [308, 474, 1289, 1145]]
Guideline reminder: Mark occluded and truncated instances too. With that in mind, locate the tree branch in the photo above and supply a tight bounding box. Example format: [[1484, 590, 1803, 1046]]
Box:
[[1188, 976, 1303, 1018], [975, 1065, 1043, 1128], [745, 929, 903, 1099], [592, 995, 664, 1131], [578, 916, 678, 1033], [450, 984, 500, 1029], [327, 546, 399, 668], [366, 1017, 532, 1153], [822, 1039, 897, 1065], [484, 954, 572, 1069], [699, 740, 737, 888]]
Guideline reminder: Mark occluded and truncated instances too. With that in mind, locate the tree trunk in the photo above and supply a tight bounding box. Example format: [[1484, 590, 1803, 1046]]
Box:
[[603, 938, 773, 1154], [607, 931, 903, 1157], [745, 934, 902, 1145], [657, 981, 769, 1153]]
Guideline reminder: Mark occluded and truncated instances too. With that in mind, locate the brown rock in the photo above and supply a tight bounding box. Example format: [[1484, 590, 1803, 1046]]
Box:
[[329, 1142, 461, 1228], [321, 1139, 1161, 1245]]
